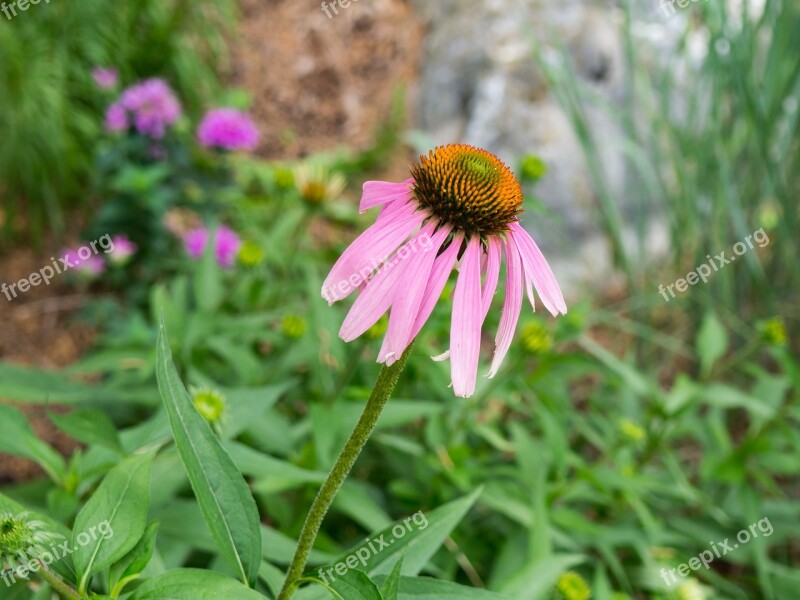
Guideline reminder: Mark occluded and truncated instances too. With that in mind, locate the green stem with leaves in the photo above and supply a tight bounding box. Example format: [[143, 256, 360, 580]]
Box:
[[277, 344, 414, 600], [37, 560, 81, 600]]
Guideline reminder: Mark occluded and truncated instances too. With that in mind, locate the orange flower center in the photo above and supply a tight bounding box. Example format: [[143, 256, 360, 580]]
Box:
[[410, 144, 524, 236]]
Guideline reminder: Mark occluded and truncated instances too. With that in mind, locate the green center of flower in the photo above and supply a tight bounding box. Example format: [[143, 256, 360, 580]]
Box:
[[410, 144, 524, 236]]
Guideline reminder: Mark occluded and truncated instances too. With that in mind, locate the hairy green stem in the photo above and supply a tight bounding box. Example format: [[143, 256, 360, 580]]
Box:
[[277, 344, 414, 599], [37, 560, 81, 600]]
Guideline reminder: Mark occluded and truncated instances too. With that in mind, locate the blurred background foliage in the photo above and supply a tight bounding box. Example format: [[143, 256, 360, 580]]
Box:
[[0, 0, 236, 242]]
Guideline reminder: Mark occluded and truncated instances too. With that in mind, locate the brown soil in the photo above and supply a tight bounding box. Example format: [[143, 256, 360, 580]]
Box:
[[231, 0, 424, 160], [0, 247, 95, 482]]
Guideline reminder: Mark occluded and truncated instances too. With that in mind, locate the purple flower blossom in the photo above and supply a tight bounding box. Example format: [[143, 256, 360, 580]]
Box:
[[105, 102, 128, 133], [92, 67, 118, 90], [184, 226, 241, 269], [61, 247, 106, 277], [112, 78, 181, 139], [197, 108, 260, 152], [108, 235, 138, 265]]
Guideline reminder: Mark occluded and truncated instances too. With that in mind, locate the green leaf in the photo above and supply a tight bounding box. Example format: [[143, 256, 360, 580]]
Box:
[[156, 323, 262, 587], [48, 408, 122, 452], [130, 569, 267, 600], [0, 363, 156, 406], [578, 337, 652, 397], [222, 381, 295, 438], [327, 569, 383, 600], [0, 405, 65, 483], [329, 488, 482, 577], [697, 312, 728, 376], [259, 562, 286, 598], [152, 500, 335, 565], [109, 521, 160, 597], [499, 554, 585, 600], [700, 383, 776, 419], [193, 226, 225, 312], [381, 576, 513, 599], [380, 559, 403, 600], [73, 451, 155, 594], [226, 441, 326, 494], [333, 481, 393, 533]]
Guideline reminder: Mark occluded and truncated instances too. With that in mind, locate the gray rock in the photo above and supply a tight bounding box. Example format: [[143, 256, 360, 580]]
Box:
[[410, 0, 662, 287]]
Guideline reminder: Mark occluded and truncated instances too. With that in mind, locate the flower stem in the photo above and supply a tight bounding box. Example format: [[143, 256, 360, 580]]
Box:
[[36, 560, 81, 600], [277, 344, 414, 600]]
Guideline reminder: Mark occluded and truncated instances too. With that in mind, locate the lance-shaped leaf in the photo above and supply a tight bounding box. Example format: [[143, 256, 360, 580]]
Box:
[[156, 323, 262, 586]]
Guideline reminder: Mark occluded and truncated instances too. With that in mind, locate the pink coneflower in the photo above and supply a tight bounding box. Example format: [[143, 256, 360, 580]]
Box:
[[184, 225, 241, 269], [118, 78, 181, 139], [321, 144, 567, 397], [92, 67, 118, 90], [197, 108, 260, 152], [108, 235, 138, 265]]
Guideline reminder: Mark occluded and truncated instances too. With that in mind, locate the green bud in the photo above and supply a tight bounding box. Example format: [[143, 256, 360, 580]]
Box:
[[282, 315, 307, 339], [238, 241, 265, 267], [191, 389, 226, 425], [556, 570, 591, 600], [519, 155, 547, 182], [519, 321, 553, 355]]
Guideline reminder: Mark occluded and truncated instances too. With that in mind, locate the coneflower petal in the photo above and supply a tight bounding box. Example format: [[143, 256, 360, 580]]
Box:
[[409, 231, 463, 340], [359, 178, 414, 213], [322, 201, 427, 304], [488, 237, 524, 378], [509, 222, 567, 316], [339, 224, 435, 342], [451, 236, 483, 398], [376, 189, 417, 224], [378, 224, 451, 365], [481, 236, 502, 320]]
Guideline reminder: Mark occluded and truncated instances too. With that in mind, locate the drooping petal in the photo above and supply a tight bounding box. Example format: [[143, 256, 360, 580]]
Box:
[[409, 232, 463, 340], [378, 224, 451, 364], [340, 224, 438, 342], [488, 237, 524, 378], [450, 236, 483, 398], [359, 178, 414, 213], [321, 201, 427, 304], [481, 236, 502, 320], [509, 222, 567, 316], [375, 189, 417, 224]]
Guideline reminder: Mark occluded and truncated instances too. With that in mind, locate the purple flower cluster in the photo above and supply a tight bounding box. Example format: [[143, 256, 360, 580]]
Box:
[[105, 78, 181, 139], [197, 108, 260, 152], [184, 226, 242, 269]]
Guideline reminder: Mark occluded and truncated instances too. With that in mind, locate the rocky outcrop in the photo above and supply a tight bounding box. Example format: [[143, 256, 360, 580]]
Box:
[[411, 0, 675, 286]]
